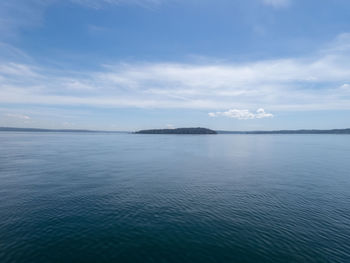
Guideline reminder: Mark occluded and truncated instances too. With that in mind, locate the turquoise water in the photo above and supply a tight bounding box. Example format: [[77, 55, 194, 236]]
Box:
[[0, 133, 349, 262]]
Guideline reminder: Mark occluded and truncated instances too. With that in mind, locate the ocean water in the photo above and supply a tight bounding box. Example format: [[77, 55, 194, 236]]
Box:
[[0, 132, 349, 263]]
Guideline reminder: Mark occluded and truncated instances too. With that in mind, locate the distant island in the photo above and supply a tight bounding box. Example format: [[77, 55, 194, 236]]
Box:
[[135, 127, 217, 134]]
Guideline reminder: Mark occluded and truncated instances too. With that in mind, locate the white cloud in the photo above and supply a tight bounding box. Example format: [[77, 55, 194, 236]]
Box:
[[0, 34, 350, 111], [0, 63, 39, 77], [262, 0, 290, 8], [4, 113, 31, 120], [340, 83, 350, 91], [208, 108, 273, 120]]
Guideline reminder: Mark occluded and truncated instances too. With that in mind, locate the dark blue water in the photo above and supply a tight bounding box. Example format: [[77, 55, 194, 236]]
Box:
[[0, 133, 349, 263]]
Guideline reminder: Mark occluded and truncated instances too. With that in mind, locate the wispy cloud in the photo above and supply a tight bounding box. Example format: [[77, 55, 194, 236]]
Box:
[[4, 113, 31, 120], [340, 83, 350, 91], [0, 0, 165, 40], [209, 109, 273, 119], [0, 0, 52, 40], [0, 63, 39, 77], [261, 0, 290, 8], [0, 34, 350, 111]]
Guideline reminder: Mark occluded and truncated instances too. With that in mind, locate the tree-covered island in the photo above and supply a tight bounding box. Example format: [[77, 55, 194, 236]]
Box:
[[135, 127, 217, 134]]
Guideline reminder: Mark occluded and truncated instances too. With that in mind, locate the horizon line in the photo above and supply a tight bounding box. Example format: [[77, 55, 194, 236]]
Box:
[[1, 126, 350, 134]]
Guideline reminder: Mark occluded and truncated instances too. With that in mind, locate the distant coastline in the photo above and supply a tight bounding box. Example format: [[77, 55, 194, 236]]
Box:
[[1, 127, 350, 134], [0, 127, 126, 133], [217, 129, 350, 134]]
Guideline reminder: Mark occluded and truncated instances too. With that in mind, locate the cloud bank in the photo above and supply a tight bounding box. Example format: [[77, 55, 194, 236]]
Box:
[[0, 34, 350, 112]]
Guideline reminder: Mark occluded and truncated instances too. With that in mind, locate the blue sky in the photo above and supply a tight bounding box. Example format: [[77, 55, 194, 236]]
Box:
[[1, 0, 350, 131]]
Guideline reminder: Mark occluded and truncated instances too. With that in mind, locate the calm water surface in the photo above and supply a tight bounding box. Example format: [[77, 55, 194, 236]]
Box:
[[0, 132, 349, 262]]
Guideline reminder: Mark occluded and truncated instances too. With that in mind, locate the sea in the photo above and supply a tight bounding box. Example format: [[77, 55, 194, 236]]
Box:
[[0, 132, 349, 263]]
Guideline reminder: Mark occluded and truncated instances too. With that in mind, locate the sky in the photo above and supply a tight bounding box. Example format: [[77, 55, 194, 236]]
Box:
[[0, 0, 350, 131]]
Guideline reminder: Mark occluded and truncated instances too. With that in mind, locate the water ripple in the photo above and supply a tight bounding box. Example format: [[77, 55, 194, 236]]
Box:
[[0, 133, 349, 262]]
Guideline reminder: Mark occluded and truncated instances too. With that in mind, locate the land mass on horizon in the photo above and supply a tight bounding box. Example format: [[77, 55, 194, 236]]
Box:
[[135, 127, 217, 134], [1, 127, 350, 134], [216, 128, 350, 134]]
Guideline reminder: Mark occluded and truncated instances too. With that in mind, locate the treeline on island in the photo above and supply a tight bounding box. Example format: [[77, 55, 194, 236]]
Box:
[[135, 128, 217, 134]]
